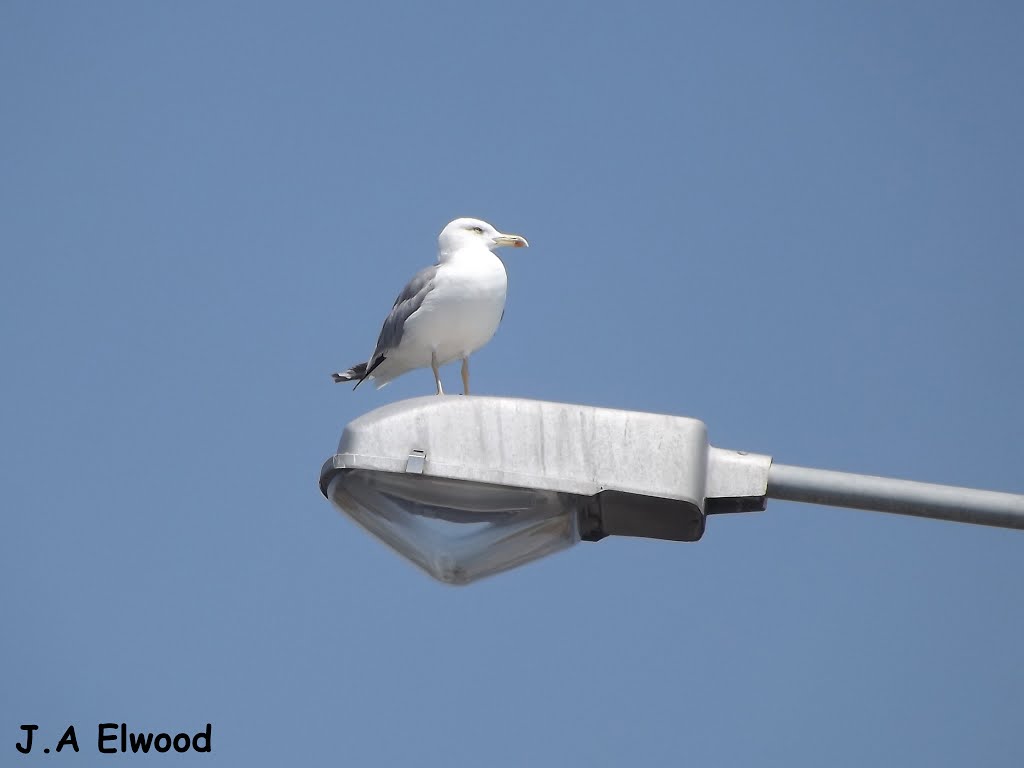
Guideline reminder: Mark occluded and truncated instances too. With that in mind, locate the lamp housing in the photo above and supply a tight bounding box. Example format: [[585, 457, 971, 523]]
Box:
[[320, 396, 769, 584]]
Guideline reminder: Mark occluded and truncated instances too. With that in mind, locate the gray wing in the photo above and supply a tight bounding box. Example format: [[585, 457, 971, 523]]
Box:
[[370, 264, 439, 360]]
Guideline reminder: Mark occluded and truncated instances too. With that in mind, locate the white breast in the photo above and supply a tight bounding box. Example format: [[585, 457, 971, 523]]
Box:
[[398, 251, 508, 367]]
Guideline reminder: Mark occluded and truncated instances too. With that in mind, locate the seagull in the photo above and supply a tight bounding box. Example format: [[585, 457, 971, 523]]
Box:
[[332, 217, 529, 395]]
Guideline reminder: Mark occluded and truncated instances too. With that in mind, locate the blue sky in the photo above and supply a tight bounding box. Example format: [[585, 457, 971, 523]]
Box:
[[3, 2, 1022, 765]]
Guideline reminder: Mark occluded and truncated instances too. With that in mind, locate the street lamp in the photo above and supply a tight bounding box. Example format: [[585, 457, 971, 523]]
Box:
[[320, 396, 1024, 585]]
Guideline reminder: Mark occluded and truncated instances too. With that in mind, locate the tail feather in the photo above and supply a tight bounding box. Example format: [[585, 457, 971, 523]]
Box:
[[330, 355, 386, 390], [331, 362, 367, 384]]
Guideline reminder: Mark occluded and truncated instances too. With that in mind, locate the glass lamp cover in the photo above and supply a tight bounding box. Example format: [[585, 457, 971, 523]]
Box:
[[327, 470, 580, 584]]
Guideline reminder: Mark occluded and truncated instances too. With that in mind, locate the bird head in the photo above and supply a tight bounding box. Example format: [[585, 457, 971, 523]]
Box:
[[438, 217, 529, 257]]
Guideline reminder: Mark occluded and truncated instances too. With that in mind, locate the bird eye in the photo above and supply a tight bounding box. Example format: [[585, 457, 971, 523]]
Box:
[[467, 225, 484, 234]]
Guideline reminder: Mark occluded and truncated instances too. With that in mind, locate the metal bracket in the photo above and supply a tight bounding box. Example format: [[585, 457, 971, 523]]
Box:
[[705, 447, 771, 514], [405, 449, 426, 474]]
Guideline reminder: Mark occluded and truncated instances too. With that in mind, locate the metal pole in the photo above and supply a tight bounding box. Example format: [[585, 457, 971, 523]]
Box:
[[767, 462, 1024, 530]]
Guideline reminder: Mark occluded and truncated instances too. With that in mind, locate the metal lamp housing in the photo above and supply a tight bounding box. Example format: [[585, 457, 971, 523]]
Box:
[[320, 396, 770, 584]]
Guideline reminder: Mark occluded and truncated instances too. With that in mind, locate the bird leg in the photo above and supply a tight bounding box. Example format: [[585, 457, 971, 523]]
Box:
[[431, 351, 444, 396], [461, 358, 470, 396]]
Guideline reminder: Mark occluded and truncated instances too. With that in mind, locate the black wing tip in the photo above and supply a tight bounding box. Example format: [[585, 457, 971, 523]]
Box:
[[353, 355, 386, 390]]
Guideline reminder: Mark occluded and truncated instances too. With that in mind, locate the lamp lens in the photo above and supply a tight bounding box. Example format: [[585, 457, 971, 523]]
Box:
[[327, 470, 580, 584]]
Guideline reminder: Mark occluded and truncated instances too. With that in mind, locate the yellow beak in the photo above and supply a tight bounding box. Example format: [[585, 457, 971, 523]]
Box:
[[493, 233, 529, 249]]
